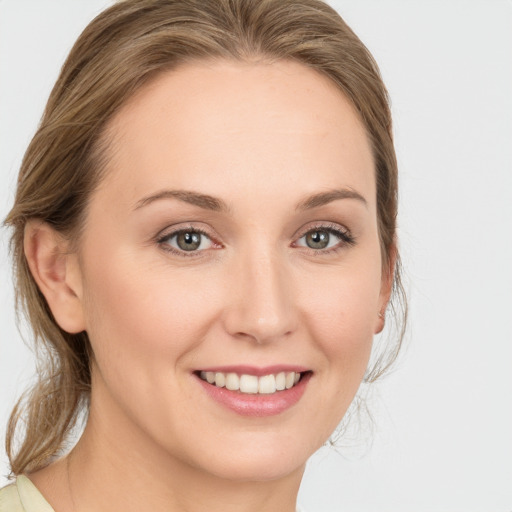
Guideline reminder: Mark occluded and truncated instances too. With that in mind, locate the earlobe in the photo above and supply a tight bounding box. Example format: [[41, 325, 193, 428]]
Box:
[[24, 221, 85, 334], [374, 309, 386, 334], [375, 243, 397, 335]]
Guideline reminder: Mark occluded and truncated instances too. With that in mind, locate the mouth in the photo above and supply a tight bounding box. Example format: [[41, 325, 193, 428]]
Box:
[[194, 367, 312, 417], [197, 370, 307, 395]]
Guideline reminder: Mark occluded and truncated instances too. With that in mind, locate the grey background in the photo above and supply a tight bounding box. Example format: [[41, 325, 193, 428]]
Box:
[[1, 1, 511, 510]]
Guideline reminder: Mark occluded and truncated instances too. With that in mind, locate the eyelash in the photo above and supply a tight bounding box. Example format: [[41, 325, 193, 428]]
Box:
[[156, 226, 218, 258], [156, 222, 355, 257], [294, 222, 356, 255]]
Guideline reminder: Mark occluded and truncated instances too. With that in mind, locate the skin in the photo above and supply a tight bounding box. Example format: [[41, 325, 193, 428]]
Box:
[[26, 60, 392, 512]]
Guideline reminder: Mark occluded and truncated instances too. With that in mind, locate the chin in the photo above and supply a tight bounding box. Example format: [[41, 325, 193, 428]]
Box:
[[204, 454, 307, 483], [184, 430, 321, 483]]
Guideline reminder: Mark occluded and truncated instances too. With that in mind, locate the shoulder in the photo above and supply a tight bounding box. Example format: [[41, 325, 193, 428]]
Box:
[[0, 476, 54, 512], [0, 481, 24, 512]]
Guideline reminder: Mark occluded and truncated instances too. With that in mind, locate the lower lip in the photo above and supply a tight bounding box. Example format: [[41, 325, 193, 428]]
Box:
[[196, 373, 311, 417]]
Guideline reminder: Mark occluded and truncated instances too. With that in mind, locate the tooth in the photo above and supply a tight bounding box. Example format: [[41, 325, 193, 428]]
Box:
[[203, 370, 301, 393], [285, 372, 295, 389], [259, 374, 276, 394], [225, 373, 240, 391], [240, 374, 258, 393], [275, 372, 286, 391], [215, 372, 225, 387]]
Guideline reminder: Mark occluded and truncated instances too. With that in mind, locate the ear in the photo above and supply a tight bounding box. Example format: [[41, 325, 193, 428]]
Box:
[[374, 242, 397, 334], [24, 220, 85, 334]]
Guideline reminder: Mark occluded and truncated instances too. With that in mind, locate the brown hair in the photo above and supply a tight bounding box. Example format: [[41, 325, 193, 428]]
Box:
[[4, 0, 406, 476]]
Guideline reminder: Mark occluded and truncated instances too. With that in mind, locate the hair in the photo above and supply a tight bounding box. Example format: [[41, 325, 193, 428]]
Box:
[[4, 0, 406, 476]]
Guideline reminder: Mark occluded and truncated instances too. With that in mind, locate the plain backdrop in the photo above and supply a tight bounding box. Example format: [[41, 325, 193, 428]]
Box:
[[1, 1, 511, 511]]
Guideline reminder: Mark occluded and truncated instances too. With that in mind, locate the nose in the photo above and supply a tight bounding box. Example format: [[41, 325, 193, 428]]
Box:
[[222, 248, 298, 344]]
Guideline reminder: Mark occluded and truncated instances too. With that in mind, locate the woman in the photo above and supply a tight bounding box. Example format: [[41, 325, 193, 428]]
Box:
[[1, 0, 405, 511]]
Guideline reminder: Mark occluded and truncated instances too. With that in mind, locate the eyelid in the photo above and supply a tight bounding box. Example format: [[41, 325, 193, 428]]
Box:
[[156, 223, 223, 257], [292, 221, 355, 251], [154, 220, 354, 258]]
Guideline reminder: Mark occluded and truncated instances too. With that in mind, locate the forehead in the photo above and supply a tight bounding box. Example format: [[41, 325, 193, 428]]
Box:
[[97, 59, 375, 210]]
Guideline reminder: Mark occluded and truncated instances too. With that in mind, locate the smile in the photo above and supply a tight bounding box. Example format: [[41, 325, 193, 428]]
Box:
[[199, 370, 302, 395], [195, 367, 312, 417]]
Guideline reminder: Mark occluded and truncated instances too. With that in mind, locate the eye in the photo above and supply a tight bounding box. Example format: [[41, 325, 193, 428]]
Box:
[[295, 225, 355, 252], [159, 228, 214, 253], [302, 230, 333, 250]]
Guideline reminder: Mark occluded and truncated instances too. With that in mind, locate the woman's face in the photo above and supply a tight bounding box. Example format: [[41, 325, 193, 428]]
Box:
[[73, 60, 390, 481]]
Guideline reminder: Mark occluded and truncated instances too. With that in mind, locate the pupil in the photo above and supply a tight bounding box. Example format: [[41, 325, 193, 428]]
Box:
[[307, 230, 329, 249], [178, 232, 201, 251]]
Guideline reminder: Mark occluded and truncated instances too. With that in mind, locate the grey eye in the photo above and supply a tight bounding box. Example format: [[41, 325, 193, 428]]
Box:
[[296, 226, 352, 251], [163, 230, 213, 252], [304, 230, 331, 249], [176, 231, 202, 251]]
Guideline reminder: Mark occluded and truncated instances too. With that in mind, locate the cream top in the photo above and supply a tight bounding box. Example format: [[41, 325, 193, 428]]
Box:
[[0, 476, 305, 511], [0, 476, 54, 512]]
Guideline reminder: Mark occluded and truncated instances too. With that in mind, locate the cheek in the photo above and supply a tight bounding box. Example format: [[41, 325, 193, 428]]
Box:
[[300, 257, 382, 373], [80, 248, 220, 386], [280, 266, 379, 450]]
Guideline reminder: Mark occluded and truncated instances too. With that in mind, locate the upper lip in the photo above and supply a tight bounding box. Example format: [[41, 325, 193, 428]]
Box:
[[195, 365, 310, 377]]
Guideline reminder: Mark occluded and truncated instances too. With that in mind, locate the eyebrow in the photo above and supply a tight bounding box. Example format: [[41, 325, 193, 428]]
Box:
[[134, 189, 229, 212], [134, 187, 367, 213], [296, 188, 367, 211]]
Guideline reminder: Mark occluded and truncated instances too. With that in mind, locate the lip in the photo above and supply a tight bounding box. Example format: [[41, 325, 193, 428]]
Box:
[[195, 367, 312, 417], [197, 364, 309, 377]]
